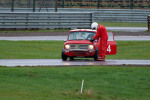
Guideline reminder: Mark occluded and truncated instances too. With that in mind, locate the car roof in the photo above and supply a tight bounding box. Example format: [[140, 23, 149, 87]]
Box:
[[70, 29, 96, 32]]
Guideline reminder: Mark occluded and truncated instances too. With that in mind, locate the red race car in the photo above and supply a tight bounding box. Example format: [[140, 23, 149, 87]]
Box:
[[61, 29, 117, 61]]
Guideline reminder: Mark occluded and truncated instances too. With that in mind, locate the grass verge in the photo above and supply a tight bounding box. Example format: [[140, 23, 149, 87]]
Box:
[[0, 66, 150, 100], [0, 40, 150, 59]]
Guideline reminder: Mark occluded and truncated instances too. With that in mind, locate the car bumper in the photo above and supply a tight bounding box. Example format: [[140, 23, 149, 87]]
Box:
[[64, 49, 95, 57]]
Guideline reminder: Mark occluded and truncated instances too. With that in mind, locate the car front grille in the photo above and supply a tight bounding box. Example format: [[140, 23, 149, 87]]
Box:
[[70, 44, 88, 50]]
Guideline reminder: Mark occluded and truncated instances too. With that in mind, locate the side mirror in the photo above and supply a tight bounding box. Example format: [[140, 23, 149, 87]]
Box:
[[64, 39, 67, 42]]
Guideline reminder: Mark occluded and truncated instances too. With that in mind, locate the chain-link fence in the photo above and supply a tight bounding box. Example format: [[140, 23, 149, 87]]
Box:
[[0, 0, 150, 11], [0, 0, 56, 8], [58, 0, 150, 9]]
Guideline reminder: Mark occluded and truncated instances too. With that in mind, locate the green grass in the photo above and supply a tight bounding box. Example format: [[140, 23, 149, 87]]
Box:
[[108, 41, 150, 60], [0, 41, 64, 59], [0, 40, 150, 59], [0, 66, 150, 100]]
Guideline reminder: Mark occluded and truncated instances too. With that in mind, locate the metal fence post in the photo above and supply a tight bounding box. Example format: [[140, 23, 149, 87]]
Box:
[[130, 0, 134, 9], [97, 0, 100, 9], [62, 0, 64, 8], [55, 0, 57, 12], [11, 0, 14, 12], [33, 0, 35, 12], [28, 0, 31, 8]]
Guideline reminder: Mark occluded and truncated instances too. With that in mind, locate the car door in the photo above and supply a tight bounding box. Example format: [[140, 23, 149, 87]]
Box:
[[106, 32, 117, 55]]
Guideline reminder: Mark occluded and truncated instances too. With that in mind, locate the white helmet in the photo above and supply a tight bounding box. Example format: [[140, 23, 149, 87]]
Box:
[[91, 22, 98, 30]]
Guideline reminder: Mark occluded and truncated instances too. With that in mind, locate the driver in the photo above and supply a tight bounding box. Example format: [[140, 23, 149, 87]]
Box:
[[90, 22, 108, 61]]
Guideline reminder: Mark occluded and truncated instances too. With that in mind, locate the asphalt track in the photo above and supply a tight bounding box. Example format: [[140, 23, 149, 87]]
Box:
[[0, 59, 150, 67], [0, 36, 150, 41]]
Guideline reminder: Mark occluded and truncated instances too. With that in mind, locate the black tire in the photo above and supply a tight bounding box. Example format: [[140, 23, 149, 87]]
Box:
[[61, 49, 68, 61], [94, 48, 99, 61], [70, 57, 74, 61]]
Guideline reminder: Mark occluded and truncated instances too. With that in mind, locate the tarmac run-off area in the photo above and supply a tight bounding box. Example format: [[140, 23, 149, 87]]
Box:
[[0, 36, 150, 41]]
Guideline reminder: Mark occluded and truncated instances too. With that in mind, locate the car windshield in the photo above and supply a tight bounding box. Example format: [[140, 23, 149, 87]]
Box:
[[68, 31, 95, 40]]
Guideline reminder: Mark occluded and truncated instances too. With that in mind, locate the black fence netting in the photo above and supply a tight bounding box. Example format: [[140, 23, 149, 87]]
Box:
[[0, 0, 55, 8], [0, 0, 150, 9]]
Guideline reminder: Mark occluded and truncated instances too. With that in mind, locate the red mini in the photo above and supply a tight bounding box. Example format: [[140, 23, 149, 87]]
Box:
[[61, 29, 117, 61]]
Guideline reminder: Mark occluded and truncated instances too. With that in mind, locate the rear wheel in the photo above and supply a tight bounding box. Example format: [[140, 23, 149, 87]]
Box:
[[61, 49, 68, 61], [94, 48, 99, 61]]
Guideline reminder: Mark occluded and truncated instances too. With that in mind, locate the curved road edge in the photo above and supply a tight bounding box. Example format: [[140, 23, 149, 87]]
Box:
[[0, 59, 150, 67]]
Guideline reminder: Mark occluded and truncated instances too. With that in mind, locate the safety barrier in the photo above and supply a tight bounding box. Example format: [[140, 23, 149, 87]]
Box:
[[0, 9, 149, 29], [92, 9, 150, 23], [0, 8, 149, 22], [0, 12, 92, 29], [148, 15, 150, 31]]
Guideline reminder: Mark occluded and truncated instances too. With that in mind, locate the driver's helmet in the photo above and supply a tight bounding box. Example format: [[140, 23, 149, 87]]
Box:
[[91, 22, 98, 30]]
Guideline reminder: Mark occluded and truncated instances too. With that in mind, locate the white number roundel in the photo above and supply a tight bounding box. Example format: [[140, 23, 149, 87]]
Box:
[[107, 45, 111, 53]]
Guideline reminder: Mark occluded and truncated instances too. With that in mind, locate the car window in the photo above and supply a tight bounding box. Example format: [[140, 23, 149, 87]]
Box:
[[107, 32, 114, 41], [68, 32, 95, 40]]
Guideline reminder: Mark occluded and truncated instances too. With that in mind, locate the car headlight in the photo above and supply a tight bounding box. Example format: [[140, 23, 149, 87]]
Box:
[[88, 45, 94, 50], [65, 44, 70, 49]]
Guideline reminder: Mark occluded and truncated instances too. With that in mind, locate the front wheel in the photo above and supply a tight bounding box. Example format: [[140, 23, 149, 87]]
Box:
[[61, 49, 68, 61], [70, 57, 74, 61], [94, 48, 99, 61]]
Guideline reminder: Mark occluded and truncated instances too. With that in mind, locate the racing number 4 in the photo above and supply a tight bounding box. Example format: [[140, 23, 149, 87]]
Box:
[[107, 45, 111, 53]]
